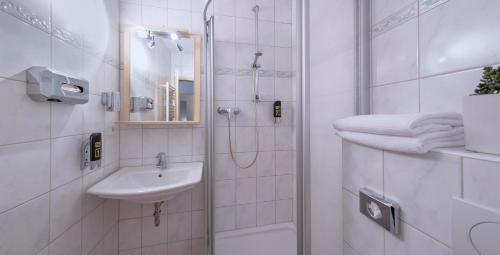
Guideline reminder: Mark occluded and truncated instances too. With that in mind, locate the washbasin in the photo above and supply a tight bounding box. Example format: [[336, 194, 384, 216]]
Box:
[[87, 162, 203, 204]]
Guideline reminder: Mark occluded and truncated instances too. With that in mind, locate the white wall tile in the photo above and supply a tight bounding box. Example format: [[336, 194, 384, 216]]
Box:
[[275, 23, 292, 47], [120, 3, 142, 25], [257, 201, 275, 226], [276, 150, 293, 175], [0, 13, 51, 82], [191, 210, 205, 238], [168, 240, 191, 255], [258, 20, 275, 47], [214, 15, 235, 42], [49, 222, 82, 255], [142, 215, 167, 246], [119, 218, 142, 250], [463, 158, 500, 211], [275, 0, 292, 23], [51, 135, 84, 189], [420, 68, 481, 113], [143, 0, 168, 8], [237, 203, 257, 228], [372, 19, 418, 85], [142, 128, 168, 158], [236, 178, 257, 204], [385, 222, 451, 255], [215, 180, 235, 207], [236, 0, 255, 19], [419, 0, 500, 76], [255, 0, 274, 21], [142, 244, 167, 255], [384, 151, 461, 245], [50, 178, 83, 240], [51, 103, 85, 138], [372, 0, 414, 23], [276, 199, 292, 223], [275, 126, 293, 151], [214, 0, 235, 16], [343, 192, 384, 255], [372, 80, 420, 114], [169, 128, 193, 156], [82, 205, 104, 254], [0, 140, 50, 213], [120, 128, 142, 159], [235, 153, 257, 178], [215, 154, 236, 180], [342, 141, 383, 195], [0, 194, 50, 255], [168, 191, 192, 214], [120, 201, 142, 219], [276, 174, 293, 200], [0, 79, 51, 145], [215, 206, 236, 232], [235, 18, 255, 44], [215, 75, 236, 100], [257, 176, 276, 202], [168, 9, 192, 30], [257, 151, 275, 177], [142, 5, 168, 26], [168, 0, 191, 10]]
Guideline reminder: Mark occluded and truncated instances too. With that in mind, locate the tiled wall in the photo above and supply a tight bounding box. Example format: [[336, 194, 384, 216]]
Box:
[[342, 141, 500, 255], [209, 0, 297, 233], [309, 0, 356, 254], [0, 0, 121, 255], [342, 0, 500, 254], [370, 0, 500, 114], [118, 0, 206, 254]]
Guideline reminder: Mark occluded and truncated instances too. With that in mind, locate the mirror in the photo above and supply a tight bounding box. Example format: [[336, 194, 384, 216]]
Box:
[[120, 26, 201, 124]]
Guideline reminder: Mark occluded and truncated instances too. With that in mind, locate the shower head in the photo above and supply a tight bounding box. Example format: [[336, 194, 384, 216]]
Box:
[[252, 51, 263, 68]]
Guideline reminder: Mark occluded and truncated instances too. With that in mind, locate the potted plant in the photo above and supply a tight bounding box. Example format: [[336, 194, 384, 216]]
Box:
[[463, 66, 500, 155]]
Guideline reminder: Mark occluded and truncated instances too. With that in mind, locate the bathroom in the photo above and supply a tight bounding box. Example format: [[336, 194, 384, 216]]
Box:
[[0, 0, 499, 254]]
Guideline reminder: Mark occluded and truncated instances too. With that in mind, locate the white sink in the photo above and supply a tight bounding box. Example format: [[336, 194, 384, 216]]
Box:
[[87, 162, 203, 204]]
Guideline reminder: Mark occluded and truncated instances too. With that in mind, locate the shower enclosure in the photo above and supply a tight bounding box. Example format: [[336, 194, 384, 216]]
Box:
[[203, 0, 307, 254]]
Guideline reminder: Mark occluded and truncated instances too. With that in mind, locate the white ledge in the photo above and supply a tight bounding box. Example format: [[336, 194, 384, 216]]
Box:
[[432, 147, 500, 163]]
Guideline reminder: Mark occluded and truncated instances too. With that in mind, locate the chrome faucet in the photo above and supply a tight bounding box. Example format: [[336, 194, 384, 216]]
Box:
[[156, 152, 167, 170]]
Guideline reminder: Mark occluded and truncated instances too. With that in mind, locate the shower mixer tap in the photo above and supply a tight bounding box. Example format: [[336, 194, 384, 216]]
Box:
[[217, 107, 240, 120]]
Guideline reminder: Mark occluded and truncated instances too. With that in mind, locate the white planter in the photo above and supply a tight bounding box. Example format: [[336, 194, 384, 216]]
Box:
[[463, 94, 500, 155]]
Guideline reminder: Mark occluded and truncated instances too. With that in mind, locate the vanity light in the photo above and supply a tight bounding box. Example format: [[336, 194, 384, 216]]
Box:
[[170, 32, 179, 41]]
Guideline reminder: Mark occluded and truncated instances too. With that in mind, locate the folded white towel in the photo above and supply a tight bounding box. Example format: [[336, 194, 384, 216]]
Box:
[[337, 127, 465, 154], [333, 112, 463, 137]]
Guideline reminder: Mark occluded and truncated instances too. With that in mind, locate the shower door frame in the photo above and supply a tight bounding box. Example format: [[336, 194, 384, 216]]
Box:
[[204, 0, 311, 254]]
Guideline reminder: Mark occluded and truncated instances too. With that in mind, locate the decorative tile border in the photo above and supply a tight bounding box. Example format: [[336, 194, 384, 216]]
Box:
[[215, 68, 294, 78], [0, 0, 50, 32], [372, 1, 418, 38], [420, 0, 450, 14], [0, 0, 120, 67], [52, 26, 83, 48], [372, 0, 450, 38]]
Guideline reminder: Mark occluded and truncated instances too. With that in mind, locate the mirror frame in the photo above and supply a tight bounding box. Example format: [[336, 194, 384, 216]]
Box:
[[119, 25, 202, 125]]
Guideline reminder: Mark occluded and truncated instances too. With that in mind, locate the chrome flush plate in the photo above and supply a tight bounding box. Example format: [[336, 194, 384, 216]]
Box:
[[359, 188, 400, 235]]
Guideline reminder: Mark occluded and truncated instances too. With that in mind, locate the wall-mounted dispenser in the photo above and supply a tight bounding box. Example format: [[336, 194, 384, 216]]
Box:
[[26, 66, 89, 104], [130, 96, 154, 112], [101, 92, 121, 112], [274, 100, 282, 124], [81, 133, 102, 170]]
